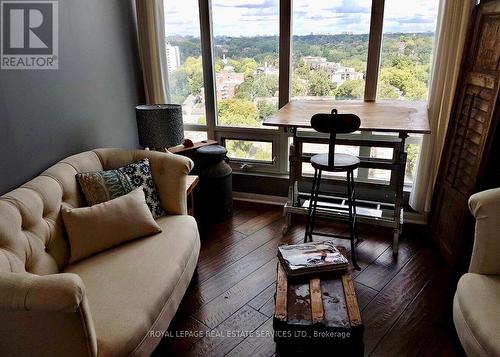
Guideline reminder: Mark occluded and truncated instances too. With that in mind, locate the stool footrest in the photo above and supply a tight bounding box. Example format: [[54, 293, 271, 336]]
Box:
[[310, 231, 353, 240]]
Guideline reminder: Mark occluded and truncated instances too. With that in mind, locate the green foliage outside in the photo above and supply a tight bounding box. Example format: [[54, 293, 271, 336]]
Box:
[[217, 98, 259, 127], [334, 80, 365, 99], [168, 33, 432, 170]]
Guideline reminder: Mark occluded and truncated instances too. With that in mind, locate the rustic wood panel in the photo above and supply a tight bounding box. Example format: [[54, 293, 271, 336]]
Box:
[[309, 277, 324, 324], [342, 273, 363, 327], [431, 0, 500, 266], [320, 278, 350, 328], [286, 279, 312, 325], [275, 263, 287, 322]]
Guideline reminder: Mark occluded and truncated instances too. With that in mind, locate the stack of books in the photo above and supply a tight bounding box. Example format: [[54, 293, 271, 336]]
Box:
[[277, 240, 348, 277]]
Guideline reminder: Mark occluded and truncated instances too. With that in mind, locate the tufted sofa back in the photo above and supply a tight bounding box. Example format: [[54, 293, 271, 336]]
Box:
[[0, 148, 193, 275], [0, 151, 106, 274]]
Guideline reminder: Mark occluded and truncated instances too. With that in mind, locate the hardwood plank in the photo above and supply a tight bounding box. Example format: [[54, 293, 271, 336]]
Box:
[[152, 316, 209, 357], [199, 230, 247, 261], [187, 305, 267, 357], [258, 296, 277, 318], [275, 263, 288, 322], [226, 317, 276, 357], [235, 208, 283, 235], [155, 203, 462, 357], [185, 219, 300, 315], [232, 201, 274, 227], [354, 282, 378, 311], [248, 282, 276, 311], [354, 234, 422, 291], [196, 218, 283, 283], [371, 265, 457, 357], [309, 277, 324, 324], [362, 248, 438, 355], [351, 230, 392, 278], [193, 258, 279, 329]]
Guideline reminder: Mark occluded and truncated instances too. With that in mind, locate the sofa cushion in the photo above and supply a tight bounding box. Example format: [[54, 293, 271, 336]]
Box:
[[62, 188, 162, 263], [455, 273, 500, 356], [63, 215, 200, 357], [77, 158, 166, 218]]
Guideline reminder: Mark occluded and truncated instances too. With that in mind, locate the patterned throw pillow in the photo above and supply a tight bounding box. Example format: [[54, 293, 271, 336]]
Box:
[[77, 158, 165, 218], [118, 159, 165, 218]]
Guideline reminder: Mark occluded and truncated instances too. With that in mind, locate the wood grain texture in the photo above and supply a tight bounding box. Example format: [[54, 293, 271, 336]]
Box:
[[430, 0, 500, 266], [263, 100, 431, 134], [362, 248, 438, 355], [275, 263, 287, 322], [159, 201, 462, 356], [309, 277, 324, 325], [342, 273, 363, 327], [187, 305, 267, 357]]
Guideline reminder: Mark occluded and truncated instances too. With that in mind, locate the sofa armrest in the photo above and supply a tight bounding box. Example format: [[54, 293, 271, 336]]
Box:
[[0, 272, 97, 357], [142, 150, 193, 215], [468, 188, 500, 275]]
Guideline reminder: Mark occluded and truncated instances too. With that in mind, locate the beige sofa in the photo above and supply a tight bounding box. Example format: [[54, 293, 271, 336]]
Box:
[[0, 149, 200, 357], [453, 188, 500, 356]]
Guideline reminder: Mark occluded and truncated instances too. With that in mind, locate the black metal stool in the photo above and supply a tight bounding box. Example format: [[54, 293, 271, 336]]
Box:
[[304, 109, 362, 270]]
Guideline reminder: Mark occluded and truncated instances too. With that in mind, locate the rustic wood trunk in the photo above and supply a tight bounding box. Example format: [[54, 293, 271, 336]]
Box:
[[431, 1, 500, 267], [273, 249, 364, 355]]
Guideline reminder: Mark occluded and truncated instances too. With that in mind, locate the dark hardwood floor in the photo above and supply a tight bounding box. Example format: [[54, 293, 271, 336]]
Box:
[[153, 201, 465, 357]]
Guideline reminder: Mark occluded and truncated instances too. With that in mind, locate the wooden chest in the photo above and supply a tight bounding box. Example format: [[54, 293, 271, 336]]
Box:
[[273, 259, 364, 354]]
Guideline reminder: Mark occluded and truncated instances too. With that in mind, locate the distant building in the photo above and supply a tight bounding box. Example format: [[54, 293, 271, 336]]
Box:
[[329, 66, 364, 85], [302, 56, 327, 70], [216, 66, 244, 99], [302, 56, 363, 86], [255, 62, 279, 76], [165, 43, 181, 73]]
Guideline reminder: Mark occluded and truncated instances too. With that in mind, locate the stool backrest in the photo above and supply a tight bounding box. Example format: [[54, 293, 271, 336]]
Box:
[[310, 109, 361, 167]]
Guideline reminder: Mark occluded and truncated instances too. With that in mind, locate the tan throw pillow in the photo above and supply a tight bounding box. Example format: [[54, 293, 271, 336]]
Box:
[[62, 187, 162, 263]]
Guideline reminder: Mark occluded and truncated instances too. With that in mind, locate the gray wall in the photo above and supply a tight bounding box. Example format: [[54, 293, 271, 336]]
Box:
[[0, 0, 144, 194]]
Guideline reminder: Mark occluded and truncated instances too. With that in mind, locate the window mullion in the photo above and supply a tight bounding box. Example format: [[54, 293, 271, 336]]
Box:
[[198, 0, 217, 139], [278, 0, 292, 109], [364, 0, 385, 102]]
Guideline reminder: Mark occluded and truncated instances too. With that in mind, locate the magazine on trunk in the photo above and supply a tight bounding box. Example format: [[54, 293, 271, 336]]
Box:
[[278, 240, 348, 277]]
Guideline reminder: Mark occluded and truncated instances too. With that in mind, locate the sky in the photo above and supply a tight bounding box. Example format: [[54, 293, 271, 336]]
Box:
[[164, 0, 439, 37]]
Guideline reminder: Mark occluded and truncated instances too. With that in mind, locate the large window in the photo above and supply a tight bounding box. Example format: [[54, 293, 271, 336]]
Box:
[[163, 0, 439, 183], [212, 0, 279, 128], [292, 0, 371, 100], [164, 0, 206, 130], [377, 0, 439, 100]]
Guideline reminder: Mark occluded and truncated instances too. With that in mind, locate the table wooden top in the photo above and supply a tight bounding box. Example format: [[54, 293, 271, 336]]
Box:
[[186, 175, 199, 194], [263, 100, 431, 134]]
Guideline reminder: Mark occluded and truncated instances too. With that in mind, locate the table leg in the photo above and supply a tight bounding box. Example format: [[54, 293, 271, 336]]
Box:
[[393, 132, 408, 255], [283, 128, 298, 235]]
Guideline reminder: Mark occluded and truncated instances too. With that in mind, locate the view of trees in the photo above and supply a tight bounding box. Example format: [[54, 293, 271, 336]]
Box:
[[167, 32, 433, 177], [169, 32, 434, 114]]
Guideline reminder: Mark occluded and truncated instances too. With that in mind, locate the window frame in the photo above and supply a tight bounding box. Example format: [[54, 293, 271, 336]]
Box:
[[173, 0, 431, 181]]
